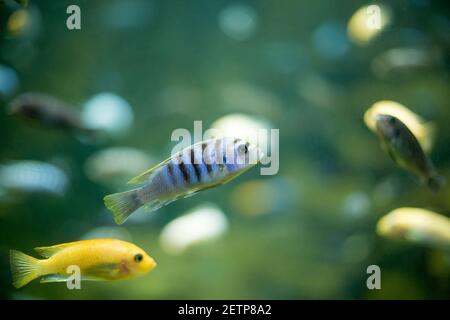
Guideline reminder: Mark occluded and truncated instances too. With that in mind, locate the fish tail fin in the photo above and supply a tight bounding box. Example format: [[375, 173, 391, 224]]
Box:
[[10, 250, 42, 288], [104, 189, 144, 225], [428, 174, 446, 193]]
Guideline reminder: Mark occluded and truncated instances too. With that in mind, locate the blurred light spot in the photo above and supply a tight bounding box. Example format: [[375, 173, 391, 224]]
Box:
[[229, 177, 297, 217], [377, 207, 450, 249], [210, 113, 273, 153], [347, 4, 392, 46], [80, 226, 132, 242], [297, 74, 338, 109], [312, 21, 350, 59], [7, 9, 30, 35], [101, 0, 154, 29], [341, 234, 371, 263], [6, 6, 41, 39], [81, 92, 134, 137], [373, 175, 402, 206], [371, 47, 439, 78], [158, 85, 202, 116], [262, 42, 307, 75], [364, 100, 434, 153], [159, 203, 228, 254], [219, 4, 258, 41], [0, 161, 68, 195], [341, 191, 370, 219], [0, 65, 19, 97], [85, 147, 154, 186], [217, 83, 281, 117]]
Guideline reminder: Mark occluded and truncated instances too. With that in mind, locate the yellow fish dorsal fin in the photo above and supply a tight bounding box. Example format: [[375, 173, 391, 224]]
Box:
[[419, 122, 436, 154], [34, 243, 74, 258], [127, 157, 171, 185]]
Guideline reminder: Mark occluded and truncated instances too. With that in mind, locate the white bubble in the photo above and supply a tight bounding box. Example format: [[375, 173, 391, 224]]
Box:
[[210, 113, 273, 152], [81, 92, 134, 137], [219, 4, 258, 41], [85, 147, 154, 186], [341, 191, 371, 219], [159, 203, 228, 254], [0, 161, 68, 195]]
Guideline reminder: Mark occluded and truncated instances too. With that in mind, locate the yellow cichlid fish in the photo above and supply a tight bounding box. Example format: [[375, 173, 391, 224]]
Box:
[[10, 239, 157, 288], [377, 207, 450, 249]]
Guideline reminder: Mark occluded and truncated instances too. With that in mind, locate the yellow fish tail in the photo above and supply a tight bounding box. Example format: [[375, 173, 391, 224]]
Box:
[[10, 250, 42, 288]]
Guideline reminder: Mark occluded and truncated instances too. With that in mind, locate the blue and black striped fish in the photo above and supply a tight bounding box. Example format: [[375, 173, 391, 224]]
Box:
[[104, 137, 261, 224]]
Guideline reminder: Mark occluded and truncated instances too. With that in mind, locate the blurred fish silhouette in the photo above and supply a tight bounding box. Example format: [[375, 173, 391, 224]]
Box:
[[104, 137, 262, 224], [364, 100, 435, 153], [377, 207, 450, 249], [375, 114, 444, 192], [8, 93, 99, 140], [10, 239, 157, 288]]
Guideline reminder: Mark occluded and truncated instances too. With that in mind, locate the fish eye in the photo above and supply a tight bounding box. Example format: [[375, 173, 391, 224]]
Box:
[[237, 144, 248, 155], [134, 253, 143, 263], [388, 117, 396, 125]]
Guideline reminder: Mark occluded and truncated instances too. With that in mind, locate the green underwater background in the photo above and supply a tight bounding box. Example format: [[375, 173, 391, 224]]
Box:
[[0, 0, 449, 299]]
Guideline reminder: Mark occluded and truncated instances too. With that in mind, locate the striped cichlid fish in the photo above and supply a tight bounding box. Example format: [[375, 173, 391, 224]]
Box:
[[104, 137, 262, 224]]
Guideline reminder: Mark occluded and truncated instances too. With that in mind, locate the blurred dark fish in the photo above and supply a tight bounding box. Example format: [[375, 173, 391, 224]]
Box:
[[8, 93, 98, 138], [375, 114, 444, 192]]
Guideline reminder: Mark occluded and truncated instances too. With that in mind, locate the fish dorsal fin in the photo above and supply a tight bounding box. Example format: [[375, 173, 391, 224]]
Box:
[[127, 157, 171, 185], [34, 243, 74, 258], [420, 122, 436, 154]]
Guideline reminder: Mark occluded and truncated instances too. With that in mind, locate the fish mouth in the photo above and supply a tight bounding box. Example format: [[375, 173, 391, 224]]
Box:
[[148, 259, 157, 270], [375, 113, 391, 123]]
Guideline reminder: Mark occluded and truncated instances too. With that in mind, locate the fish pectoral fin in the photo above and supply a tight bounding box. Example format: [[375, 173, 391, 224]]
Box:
[[40, 274, 106, 283], [127, 158, 170, 185], [40, 274, 68, 283], [85, 263, 119, 278], [386, 148, 399, 165], [34, 243, 75, 258]]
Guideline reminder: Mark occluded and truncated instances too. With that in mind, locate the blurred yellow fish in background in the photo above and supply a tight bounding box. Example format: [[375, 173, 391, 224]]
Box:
[[377, 207, 450, 249], [347, 4, 392, 46], [364, 100, 435, 153], [10, 239, 157, 288]]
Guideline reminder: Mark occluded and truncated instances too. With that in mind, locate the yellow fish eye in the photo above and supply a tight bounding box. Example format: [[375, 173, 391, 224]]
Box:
[[134, 253, 143, 263]]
